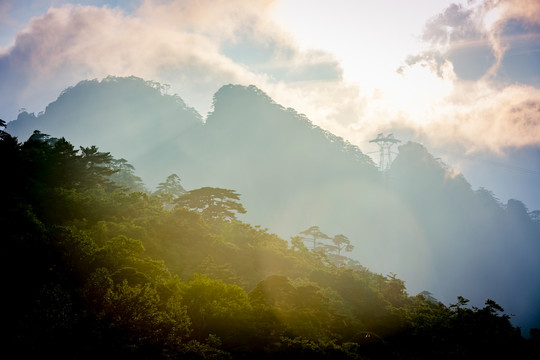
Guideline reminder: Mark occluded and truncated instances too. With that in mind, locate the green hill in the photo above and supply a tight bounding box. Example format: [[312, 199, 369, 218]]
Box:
[[1, 123, 535, 359], [5, 76, 540, 335]]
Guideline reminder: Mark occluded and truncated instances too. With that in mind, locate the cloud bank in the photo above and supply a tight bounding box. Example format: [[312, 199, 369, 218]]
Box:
[[394, 0, 540, 151], [0, 2, 267, 120], [0, 0, 539, 154], [0, 1, 344, 118]]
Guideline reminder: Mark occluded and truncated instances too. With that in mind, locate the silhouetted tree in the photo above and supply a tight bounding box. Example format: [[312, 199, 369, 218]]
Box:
[[299, 226, 331, 250], [154, 173, 185, 204], [174, 187, 246, 221], [319, 234, 355, 267], [1, 127, 534, 360], [108, 158, 146, 192], [28, 129, 57, 145], [331, 234, 354, 256]]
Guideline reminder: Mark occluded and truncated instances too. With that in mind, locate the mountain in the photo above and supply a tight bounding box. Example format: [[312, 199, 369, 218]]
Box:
[[6, 76, 540, 334], [7, 76, 203, 187]]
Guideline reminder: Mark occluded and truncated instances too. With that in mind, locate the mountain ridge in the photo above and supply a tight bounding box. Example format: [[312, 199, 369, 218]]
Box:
[[5, 75, 540, 334]]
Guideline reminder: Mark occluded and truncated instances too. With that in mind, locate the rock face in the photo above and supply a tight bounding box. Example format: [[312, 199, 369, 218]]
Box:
[[6, 76, 540, 333]]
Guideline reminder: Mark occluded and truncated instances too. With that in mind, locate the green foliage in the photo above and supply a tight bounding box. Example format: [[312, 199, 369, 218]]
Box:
[[108, 158, 147, 192], [1, 133, 533, 359], [331, 234, 354, 255], [180, 274, 253, 344], [154, 173, 186, 205], [175, 187, 246, 222], [250, 275, 341, 341], [299, 225, 331, 250], [296, 228, 357, 268]]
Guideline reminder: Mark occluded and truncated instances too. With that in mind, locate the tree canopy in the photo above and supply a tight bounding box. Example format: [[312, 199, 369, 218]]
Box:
[[175, 187, 246, 221], [299, 226, 331, 250], [1, 132, 536, 360], [154, 173, 185, 203]]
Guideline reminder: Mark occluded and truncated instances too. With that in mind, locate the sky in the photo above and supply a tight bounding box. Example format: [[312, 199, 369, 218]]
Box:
[[1, 0, 539, 210]]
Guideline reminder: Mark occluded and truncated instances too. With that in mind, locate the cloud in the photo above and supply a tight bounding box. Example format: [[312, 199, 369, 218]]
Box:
[[0, 0, 347, 123], [500, 0, 540, 27], [389, 62, 540, 152], [423, 82, 540, 151], [136, 0, 280, 42], [398, 51, 447, 77], [422, 2, 482, 46], [402, 2, 495, 80], [0, 4, 262, 119], [389, 1, 540, 153], [1, 0, 538, 156], [0, 2, 12, 22], [403, 0, 540, 80]]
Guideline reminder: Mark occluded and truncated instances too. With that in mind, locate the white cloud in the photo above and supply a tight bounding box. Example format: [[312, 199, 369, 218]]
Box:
[[0, 0, 347, 122], [136, 0, 280, 42], [421, 81, 540, 151], [389, 0, 540, 152], [0, 3, 273, 120], [0, 0, 538, 155]]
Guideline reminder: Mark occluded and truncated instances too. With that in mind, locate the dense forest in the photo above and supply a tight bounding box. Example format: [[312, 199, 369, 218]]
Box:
[[2, 120, 538, 359], [7, 77, 540, 335]]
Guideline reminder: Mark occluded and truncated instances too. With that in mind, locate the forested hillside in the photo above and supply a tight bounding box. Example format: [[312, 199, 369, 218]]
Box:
[[2, 121, 536, 359], [5, 76, 540, 334]]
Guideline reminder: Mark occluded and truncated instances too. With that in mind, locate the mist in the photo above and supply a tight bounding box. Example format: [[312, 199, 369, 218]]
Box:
[[6, 76, 540, 335]]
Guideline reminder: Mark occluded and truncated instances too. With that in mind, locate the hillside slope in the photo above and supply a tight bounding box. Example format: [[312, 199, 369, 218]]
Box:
[[6, 76, 540, 333]]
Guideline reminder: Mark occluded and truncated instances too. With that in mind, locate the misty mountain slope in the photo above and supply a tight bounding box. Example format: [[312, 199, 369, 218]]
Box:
[[7, 76, 204, 187], [199, 84, 381, 234], [386, 142, 540, 333], [5, 76, 540, 334], [205, 84, 376, 178], [7, 78, 383, 235]]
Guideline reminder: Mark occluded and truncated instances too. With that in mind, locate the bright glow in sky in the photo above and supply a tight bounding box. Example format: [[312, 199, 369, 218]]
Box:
[[274, 0, 446, 81], [0, 0, 539, 209], [272, 0, 455, 127]]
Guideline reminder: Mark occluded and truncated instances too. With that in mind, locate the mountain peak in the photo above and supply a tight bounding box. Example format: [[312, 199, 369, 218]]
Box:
[[206, 84, 281, 124], [213, 84, 275, 105], [6, 76, 203, 143]]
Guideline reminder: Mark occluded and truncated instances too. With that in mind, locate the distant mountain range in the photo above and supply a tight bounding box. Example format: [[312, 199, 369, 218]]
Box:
[[6, 75, 540, 334]]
